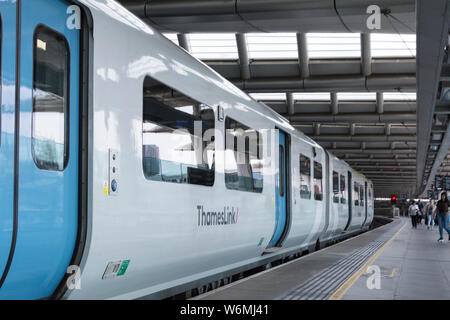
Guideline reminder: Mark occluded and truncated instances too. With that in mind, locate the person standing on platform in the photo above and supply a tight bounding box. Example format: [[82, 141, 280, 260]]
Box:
[[436, 192, 450, 242], [425, 200, 436, 230], [409, 200, 418, 229], [418, 200, 424, 225]]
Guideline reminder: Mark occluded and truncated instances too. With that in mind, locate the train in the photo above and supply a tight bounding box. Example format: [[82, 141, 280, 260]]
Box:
[[0, 0, 373, 300]]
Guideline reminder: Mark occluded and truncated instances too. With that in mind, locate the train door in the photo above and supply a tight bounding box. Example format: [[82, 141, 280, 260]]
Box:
[[0, 0, 80, 299], [344, 171, 352, 231], [0, 0, 18, 288], [268, 130, 289, 247]]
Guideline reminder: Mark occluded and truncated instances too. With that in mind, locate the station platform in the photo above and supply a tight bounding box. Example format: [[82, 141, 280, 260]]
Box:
[[195, 218, 450, 300]]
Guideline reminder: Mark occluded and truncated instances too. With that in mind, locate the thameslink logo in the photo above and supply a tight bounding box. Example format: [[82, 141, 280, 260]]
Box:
[[197, 205, 239, 226]]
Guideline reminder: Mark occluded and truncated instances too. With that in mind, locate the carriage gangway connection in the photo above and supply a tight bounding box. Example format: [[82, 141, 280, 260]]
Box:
[[194, 218, 450, 300]]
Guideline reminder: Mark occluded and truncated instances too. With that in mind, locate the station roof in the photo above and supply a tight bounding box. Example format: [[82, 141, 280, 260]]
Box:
[[119, 0, 450, 198]]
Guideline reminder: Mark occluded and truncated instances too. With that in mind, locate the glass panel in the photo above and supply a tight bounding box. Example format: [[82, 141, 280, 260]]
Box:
[[293, 92, 331, 101], [337, 92, 376, 101], [246, 33, 298, 59], [383, 92, 416, 101], [371, 33, 416, 58], [307, 33, 361, 58], [360, 185, 365, 206], [32, 26, 69, 171], [279, 145, 285, 197], [142, 77, 215, 187], [299, 154, 311, 199], [225, 118, 263, 193], [340, 174, 346, 204], [354, 182, 359, 206], [333, 171, 339, 203], [249, 93, 286, 101], [189, 33, 238, 60], [314, 161, 323, 201]]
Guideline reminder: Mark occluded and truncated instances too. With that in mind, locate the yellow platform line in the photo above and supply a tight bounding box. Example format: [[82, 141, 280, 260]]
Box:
[[329, 222, 407, 300]]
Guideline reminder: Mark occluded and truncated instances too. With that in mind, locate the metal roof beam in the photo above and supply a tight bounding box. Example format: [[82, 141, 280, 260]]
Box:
[[361, 33, 372, 77], [329, 148, 415, 154], [235, 33, 251, 80], [288, 112, 416, 123], [177, 33, 191, 52], [297, 33, 309, 78], [416, 0, 450, 195], [331, 92, 339, 115], [311, 135, 415, 142], [233, 75, 416, 92], [286, 93, 295, 116], [345, 158, 416, 163], [121, 0, 415, 34], [206, 59, 416, 79]]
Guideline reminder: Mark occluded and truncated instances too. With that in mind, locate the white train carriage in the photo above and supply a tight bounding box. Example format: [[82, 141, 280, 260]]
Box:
[[0, 0, 374, 300]]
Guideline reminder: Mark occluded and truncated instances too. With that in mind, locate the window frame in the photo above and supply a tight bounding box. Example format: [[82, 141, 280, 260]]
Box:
[[31, 24, 71, 172]]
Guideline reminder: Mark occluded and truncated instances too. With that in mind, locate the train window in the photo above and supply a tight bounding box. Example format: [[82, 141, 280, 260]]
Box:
[[360, 185, 364, 206], [313, 161, 323, 201], [340, 174, 346, 204], [142, 76, 215, 186], [32, 26, 69, 171], [279, 145, 285, 197], [225, 118, 263, 193], [332, 171, 339, 203], [354, 182, 359, 206], [299, 154, 311, 199]]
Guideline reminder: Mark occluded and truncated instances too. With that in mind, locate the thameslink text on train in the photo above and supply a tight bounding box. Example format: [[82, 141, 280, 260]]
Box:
[[197, 205, 239, 226]]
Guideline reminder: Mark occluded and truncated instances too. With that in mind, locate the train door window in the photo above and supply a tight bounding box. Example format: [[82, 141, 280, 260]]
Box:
[[360, 185, 364, 206], [332, 171, 339, 203], [313, 161, 323, 201], [225, 118, 263, 193], [299, 154, 311, 199], [279, 145, 285, 196], [340, 174, 346, 204], [142, 76, 215, 186], [354, 182, 359, 206], [32, 26, 70, 171]]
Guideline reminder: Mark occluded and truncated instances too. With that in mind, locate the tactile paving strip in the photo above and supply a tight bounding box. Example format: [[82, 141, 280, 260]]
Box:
[[281, 240, 385, 300]]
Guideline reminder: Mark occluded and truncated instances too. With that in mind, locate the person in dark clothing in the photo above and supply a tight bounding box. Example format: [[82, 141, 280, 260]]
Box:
[[409, 200, 418, 229], [436, 192, 450, 242], [418, 200, 424, 225]]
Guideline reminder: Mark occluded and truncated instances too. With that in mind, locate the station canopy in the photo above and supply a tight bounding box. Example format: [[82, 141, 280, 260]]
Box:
[[119, 0, 450, 198]]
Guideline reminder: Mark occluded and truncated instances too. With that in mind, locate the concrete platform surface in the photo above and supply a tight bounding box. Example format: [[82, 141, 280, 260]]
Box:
[[342, 218, 450, 300], [194, 218, 450, 300]]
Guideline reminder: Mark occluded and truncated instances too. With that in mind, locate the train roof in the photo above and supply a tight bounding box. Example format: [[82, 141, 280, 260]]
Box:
[[80, 0, 369, 183]]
